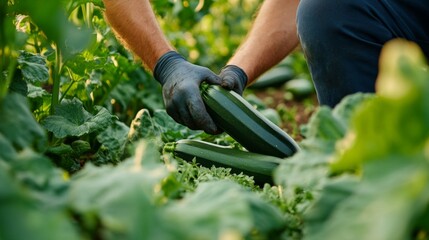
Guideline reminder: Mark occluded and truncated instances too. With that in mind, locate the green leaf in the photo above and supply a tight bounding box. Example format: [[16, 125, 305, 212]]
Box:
[[164, 180, 285, 239], [71, 140, 91, 155], [17, 51, 49, 84], [46, 144, 80, 172], [305, 157, 429, 240], [68, 140, 170, 239], [9, 70, 28, 96], [95, 121, 130, 165], [67, 0, 104, 13], [303, 176, 358, 235], [0, 93, 47, 153], [331, 92, 374, 129], [0, 199, 79, 240], [152, 109, 203, 142], [46, 144, 74, 156], [274, 151, 329, 206], [11, 149, 60, 191], [274, 92, 372, 218], [15, 0, 93, 59], [27, 84, 50, 99], [109, 84, 138, 109], [0, 152, 78, 240], [128, 109, 160, 142], [303, 41, 429, 240], [69, 164, 167, 239], [332, 40, 429, 172], [299, 106, 345, 153], [42, 98, 115, 138], [0, 133, 17, 162], [27, 84, 51, 113]]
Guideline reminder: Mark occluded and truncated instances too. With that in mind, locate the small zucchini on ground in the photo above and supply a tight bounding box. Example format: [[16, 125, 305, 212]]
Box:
[[248, 67, 294, 89], [201, 84, 300, 158], [164, 139, 283, 185], [284, 78, 315, 99]]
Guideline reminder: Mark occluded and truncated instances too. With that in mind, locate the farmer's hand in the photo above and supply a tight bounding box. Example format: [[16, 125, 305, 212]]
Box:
[[219, 65, 248, 95], [154, 51, 222, 134]]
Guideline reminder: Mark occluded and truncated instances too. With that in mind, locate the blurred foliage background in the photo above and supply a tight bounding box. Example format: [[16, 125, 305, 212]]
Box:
[[1, 1, 315, 171], [156, 0, 262, 71], [2, 0, 313, 127]]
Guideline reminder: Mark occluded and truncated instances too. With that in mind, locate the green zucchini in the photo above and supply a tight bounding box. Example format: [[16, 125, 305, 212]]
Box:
[[248, 66, 294, 89], [164, 139, 283, 185], [201, 84, 300, 158], [284, 78, 315, 99]]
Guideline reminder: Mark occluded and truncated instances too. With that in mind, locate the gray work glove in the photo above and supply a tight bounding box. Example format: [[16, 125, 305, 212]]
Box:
[[154, 51, 222, 134], [219, 65, 248, 95]]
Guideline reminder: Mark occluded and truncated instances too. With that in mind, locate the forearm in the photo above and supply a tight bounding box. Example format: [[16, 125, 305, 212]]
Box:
[[228, 0, 300, 84], [103, 0, 173, 70]]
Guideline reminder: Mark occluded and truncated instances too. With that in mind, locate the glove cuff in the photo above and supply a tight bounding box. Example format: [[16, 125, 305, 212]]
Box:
[[154, 51, 185, 85], [221, 65, 248, 87]]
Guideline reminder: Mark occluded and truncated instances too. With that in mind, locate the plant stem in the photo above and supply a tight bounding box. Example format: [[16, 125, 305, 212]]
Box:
[[50, 45, 62, 114], [0, 16, 6, 98], [0, 42, 18, 98], [85, 3, 94, 28], [59, 68, 77, 102]]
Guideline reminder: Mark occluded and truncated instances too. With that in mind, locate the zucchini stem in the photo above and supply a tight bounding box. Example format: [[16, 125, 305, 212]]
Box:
[[163, 142, 176, 153]]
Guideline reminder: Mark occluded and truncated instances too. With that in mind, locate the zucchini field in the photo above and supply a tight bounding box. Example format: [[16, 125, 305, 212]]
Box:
[[1, 1, 429, 240]]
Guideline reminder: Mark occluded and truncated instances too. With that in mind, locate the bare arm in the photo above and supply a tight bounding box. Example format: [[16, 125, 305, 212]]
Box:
[[228, 0, 300, 85], [102, 0, 173, 70], [102, 0, 223, 134]]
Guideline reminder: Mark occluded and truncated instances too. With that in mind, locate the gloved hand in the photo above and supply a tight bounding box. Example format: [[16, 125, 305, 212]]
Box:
[[219, 65, 248, 95], [154, 51, 222, 134]]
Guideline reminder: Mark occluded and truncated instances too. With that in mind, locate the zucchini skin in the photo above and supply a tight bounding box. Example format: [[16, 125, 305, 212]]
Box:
[[201, 84, 300, 158], [165, 139, 283, 185], [285, 78, 315, 99], [249, 67, 294, 89]]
